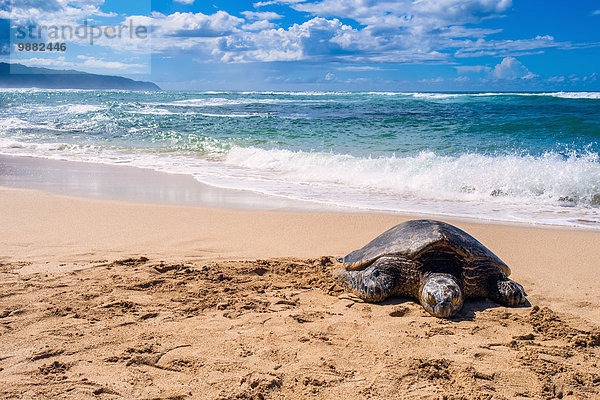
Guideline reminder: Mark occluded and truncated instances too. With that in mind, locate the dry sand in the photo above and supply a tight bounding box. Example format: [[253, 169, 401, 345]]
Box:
[[1, 186, 599, 399]]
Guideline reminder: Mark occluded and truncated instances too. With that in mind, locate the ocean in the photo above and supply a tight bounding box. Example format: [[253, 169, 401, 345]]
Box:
[[1, 89, 599, 228]]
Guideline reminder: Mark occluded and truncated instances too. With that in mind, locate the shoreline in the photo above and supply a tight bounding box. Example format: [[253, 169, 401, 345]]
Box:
[[1, 153, 597, 232], [0, 154, 342, 212]]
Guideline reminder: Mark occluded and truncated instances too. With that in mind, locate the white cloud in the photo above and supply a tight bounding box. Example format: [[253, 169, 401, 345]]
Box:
[[521, 72, 538, 80], [219, 13, 450, 64], [418, 76, 444, 83], [164, 2, 592, 65], [147, 11, 244, 37], [441, 26, 503, 39], [492, 56, 537, 80], [242, 20, 276, 30], [454, 35, 559, 58], [14, 55, 144, 71], [455, 65, 491, 74], [334, 66, 386, 71], [582, 72, 597, 82], [76, 55, 146, 70], [215, 15, 450, 64], [1, 0, 113, 25], [454, 57, 539, 81], [241, 11, 284, 20], [174, 0, 195, 4], [592, 10, 600, 16], [248, 0, 563, 65], [293, 0, 512, 29], [14, 56, 73, 68], [8, 0, 586, 70], [215, 17, 360, 63], [411, 0, 512, 22], [240, 11, 283, 31], [254, 0, 306, 7]]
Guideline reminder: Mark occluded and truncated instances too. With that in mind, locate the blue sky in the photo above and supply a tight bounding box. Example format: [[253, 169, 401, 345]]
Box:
[[1, 0, 600, 91]]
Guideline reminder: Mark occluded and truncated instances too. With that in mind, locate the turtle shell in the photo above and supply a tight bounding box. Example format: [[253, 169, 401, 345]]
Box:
[[342, 219, 510, 276]]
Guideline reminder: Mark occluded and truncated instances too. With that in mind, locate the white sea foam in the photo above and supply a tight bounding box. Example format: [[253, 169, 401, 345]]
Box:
[[64, 104, 104, 114], [207, 148, 600, 227], [544, 92, 600, 99], [198, 113, 265, 118], [408, 93, 463, 99], [171, 98, 243, 106], [0, 117, 37, 130], [404, 92, 600, 100], [0, 137, 103, 153], [0, 118, 71, 135], [479, 92, 600, 99], [146, 97, 334, 107], [2, 139, 599, 227], [364, 92, 406, 96], [8, 104, 104, 116], [239, 91, 350, 96], [223, 147, 600, 206], [157, 91, 599, 100], [127, 108, 178, 115]]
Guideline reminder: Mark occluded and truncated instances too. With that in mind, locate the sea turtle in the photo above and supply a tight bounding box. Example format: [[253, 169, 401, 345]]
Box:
[[336, 219, 526, 318]]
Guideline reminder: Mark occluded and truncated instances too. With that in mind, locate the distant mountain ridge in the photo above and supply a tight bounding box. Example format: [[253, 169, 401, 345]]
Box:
[[0, 63, 160, 90]]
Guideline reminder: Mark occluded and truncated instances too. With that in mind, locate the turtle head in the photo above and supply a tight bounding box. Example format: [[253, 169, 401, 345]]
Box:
[[420, 273, 463, 318]]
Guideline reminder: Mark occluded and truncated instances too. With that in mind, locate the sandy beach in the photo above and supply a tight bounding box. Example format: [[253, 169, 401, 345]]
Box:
[[1, 162, 600, 399], [2, 0, 599, 395]]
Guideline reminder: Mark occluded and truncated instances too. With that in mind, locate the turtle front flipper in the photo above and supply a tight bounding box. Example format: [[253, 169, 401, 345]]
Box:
[[336, 263, 397, 303], [488, 275, 526, 307]]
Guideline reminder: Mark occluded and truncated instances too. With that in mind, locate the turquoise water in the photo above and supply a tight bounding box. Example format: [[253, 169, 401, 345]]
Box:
[[1, 89, 599, 227]]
